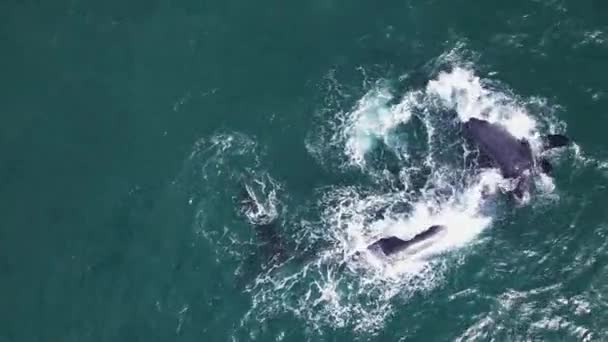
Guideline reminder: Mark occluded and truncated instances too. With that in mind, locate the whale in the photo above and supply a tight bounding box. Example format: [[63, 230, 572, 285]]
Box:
[[241, 180, 449, 260], [463, 118, 569, 201], [367, 225, 447, 256]]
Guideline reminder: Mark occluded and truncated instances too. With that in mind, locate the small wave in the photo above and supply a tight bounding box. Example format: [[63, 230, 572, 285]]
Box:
[[456, 287, 595, 341]]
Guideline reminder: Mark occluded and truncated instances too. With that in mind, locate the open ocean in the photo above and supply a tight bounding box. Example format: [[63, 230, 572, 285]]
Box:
[[2, 0, 608, 341]]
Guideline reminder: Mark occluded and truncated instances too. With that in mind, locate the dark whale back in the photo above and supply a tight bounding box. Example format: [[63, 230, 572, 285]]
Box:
[[368, 225, 446, 256], [463, 118, 533, 178]]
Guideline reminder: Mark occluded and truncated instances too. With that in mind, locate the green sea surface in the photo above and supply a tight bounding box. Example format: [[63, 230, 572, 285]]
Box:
[[2, 0, 608, 341]]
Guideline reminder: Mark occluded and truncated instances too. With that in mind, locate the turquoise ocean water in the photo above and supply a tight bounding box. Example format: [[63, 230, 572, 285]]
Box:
[[2, 0, 608, 340]]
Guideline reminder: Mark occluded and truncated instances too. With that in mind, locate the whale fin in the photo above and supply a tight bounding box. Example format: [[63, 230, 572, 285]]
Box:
[[542, 134, 570, 150]]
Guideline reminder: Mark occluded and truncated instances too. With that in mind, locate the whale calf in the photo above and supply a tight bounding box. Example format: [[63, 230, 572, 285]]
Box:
[[463, 118, 569, 200], [367, 225, 447, 256]]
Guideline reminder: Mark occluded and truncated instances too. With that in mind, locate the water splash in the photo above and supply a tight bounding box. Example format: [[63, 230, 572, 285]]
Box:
[[427, 67, 537, 140]]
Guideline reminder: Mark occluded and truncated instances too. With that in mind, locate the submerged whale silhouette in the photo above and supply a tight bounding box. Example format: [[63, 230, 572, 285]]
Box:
[[463, 118, 569, 200], [367, 225, 447, 256]]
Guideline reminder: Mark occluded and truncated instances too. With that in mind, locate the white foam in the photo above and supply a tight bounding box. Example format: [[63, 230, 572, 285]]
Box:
[[343, 86, 415, 166], [427, 67, 538, 140]]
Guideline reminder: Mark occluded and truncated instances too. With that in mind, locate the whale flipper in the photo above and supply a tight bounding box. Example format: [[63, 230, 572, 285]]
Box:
[[542, 134, 570, 150]]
